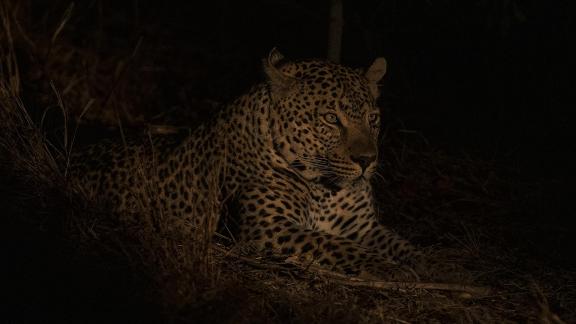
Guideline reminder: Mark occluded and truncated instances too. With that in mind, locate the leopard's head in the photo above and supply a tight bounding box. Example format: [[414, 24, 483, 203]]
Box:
[[265, 48, 386, 187]]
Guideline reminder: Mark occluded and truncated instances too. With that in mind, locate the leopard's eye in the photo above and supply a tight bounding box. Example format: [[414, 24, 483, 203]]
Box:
[[368, 112, 380, 125], [324, 113, 339, 124]]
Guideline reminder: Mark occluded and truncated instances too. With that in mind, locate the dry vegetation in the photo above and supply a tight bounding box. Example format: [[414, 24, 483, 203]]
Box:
[[1, 1, 574, 323]]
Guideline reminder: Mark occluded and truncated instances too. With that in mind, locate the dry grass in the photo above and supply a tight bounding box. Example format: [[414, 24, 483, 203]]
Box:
[[1, 1, 575, 323]]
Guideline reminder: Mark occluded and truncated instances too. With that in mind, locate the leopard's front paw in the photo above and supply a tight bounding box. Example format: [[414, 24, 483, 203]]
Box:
[[359, 255, 421, 281], [404, 251, 465, 282]]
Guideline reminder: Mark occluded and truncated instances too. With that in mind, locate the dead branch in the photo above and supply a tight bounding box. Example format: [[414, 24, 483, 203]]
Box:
[[299, 262, 493, 297], [216, 245, 492, 297]]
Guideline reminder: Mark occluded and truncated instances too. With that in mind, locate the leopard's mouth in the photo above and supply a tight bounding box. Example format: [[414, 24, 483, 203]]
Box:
[[286, 154, 369, 184], [316, 162, 368, 187], [324, 161, 364, 178], [287, 159, 323, 181]]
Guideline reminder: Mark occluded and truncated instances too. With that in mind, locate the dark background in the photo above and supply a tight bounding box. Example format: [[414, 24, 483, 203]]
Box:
[[29, 0, 575, 236], [3, 2, 575, 321]]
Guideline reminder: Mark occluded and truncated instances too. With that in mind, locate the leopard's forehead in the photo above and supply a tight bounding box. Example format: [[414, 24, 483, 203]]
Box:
[[282, 60, 376, 118]]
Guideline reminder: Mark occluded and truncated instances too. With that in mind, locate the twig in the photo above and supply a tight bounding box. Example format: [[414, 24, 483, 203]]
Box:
[[302, 263, 492, 297], [216, 245, 492, 297]]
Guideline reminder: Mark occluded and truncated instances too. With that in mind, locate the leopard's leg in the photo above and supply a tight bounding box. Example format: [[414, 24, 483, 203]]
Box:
[[235, 187, 391, 276], [316, 182, 424, 267]]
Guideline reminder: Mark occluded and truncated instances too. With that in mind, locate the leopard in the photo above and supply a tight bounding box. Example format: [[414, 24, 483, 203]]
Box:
[[69, 49, 425, 278]]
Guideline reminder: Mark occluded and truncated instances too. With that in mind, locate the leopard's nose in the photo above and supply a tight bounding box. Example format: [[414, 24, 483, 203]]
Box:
[[351, 154, 376, 172]]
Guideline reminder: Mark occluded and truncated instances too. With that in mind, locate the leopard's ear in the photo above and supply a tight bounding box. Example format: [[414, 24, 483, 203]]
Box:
[[365, 57, 387, 99], [263, 48, 298, 101], [267, 47, 285, 66]]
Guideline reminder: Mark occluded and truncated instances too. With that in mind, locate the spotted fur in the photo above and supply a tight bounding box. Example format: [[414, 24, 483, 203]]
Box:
[[70, 49, 423, 277]]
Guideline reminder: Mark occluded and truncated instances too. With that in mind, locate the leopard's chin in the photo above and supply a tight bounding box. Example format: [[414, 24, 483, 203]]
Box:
[[316, 176, 344, 192]]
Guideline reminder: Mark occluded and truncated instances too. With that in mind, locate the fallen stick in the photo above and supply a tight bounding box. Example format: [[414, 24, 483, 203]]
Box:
[[214, 245, 492, 297], [300, 263, 492, 297]]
